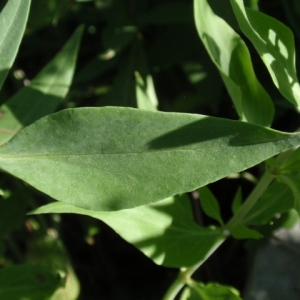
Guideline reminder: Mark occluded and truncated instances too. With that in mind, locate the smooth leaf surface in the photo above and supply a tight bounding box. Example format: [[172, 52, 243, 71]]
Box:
[[199, 187, 223, 225], [0, 107, 299, 211], [231, 187, 243, 214], [134, 40, 158, 111], [242, 180, 295, 225], [230, 0, 300, 109], [180, 281, 242, 300], [31, 195, 224, 268], [278, 174, 300, 214], [0, 264, 62, 300], [0, 25, 83, 145], [194, 0, 274, 126], [0, 0, 31, 90], [229, 225, 262, 239]]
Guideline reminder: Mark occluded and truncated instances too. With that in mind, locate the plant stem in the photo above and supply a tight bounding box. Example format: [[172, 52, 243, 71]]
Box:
[[162, 238, 225, 300], [162, 149, 296, 300], [226, 171, 274, 228]]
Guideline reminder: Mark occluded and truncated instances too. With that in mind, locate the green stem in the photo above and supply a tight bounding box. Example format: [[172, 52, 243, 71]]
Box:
[[162, 238, 225, 300], [226, 171, 274, 228], [162, 149, 296, 300]]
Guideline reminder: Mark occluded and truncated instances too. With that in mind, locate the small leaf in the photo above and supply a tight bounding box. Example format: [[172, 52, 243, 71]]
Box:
[[243, 180, 295, 225], [30, 195, 224, 268], [0, 264, 62, 300], [278, 174, 300, 214], [0, 0, 31, 89], [180, 281, 242, 300], [194, 0, 274, 126], [281, 147, 300, 174], [229, 225, 262, 239], [230, 0, 300, 109], [134, 41, 158, 111], [231, 187, 243, 214], [0, 25, 83, 145], [0, 107, 299, 211], [199, 186, 223, 225]]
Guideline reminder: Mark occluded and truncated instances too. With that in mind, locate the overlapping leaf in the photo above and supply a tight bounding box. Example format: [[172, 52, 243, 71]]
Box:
[[230, 0, 300, 109], [0, 107, 299, 211], [194, 0, 274, 126], [0, 26, 83, 145], [31, 195, 223, 268], [0, 0, 31, 90]]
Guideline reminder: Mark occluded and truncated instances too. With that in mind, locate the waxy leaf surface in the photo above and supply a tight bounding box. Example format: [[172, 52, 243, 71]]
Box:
[[0, 107, 299, 211]]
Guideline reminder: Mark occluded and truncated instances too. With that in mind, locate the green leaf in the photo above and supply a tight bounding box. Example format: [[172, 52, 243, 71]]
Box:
[[0, 25, 83, 145], [229, 225, 262, 239], [135, 42, 158, 111], [180, 281, 242, 300], [30, 195, 224, 268], [231, 187, 243, 214], [230, 0, 300, 109], [194, 0, 274, 126], [278, 174, 300, 214], [199, 186, 223, 225], [0, 264, 62, 300], [0, 107, 299, 211], [281, 147, 300, 173], [0, 0, 31, 90], [242, 180, 295, 225], [26, 233, 80, 300]]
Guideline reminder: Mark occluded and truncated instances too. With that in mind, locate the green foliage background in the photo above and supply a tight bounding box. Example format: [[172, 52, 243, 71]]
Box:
[[1, 0, 300, 299]]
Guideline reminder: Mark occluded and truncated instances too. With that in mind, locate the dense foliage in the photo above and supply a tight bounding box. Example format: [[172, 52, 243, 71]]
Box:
[[1, 0, 300, 299]]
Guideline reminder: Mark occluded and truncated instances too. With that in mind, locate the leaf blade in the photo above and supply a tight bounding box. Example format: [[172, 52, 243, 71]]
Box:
[[30, 196, 224, 268], [230, 0, 300, 109], [194, 0, 274, 126], [0, 0, 31, 90], [0, 107, 299, 211], [0, 25, 83, 145]]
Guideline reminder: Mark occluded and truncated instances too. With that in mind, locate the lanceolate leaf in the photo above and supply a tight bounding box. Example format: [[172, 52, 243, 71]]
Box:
[[0, 0, 31, 90], [0, 107, 299, 211], [240, 181, 294, 226], [0, 26, 83, 145], [199, 187, 223, 225], [230, 0, 300, 109], [194, 0, 274, 126], [31, 195, 224, 268]]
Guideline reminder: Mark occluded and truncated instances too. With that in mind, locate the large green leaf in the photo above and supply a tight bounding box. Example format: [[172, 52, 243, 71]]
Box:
[[0, 25, 83, 145], [31, 195, 224, 268], [0, 0, 31, 90], [0, 107, 299, 211], [230, 0, 300, 109], [0, 264, 62, 300], [194, 0, 274, 126]]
